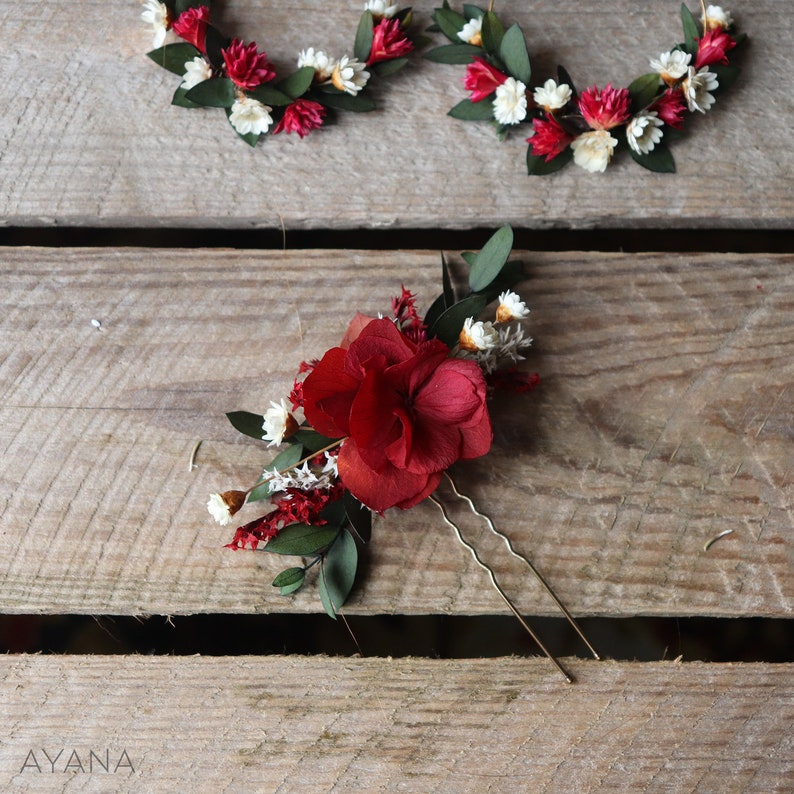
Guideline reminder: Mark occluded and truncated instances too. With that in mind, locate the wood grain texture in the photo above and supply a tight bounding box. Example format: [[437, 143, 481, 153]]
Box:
[[0, 1, 790, 229], [0, 248, 791, 617], [1, 655, 793, 792]]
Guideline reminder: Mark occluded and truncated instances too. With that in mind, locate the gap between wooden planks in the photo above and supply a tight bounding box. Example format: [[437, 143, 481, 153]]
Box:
[[0, 248, 791, 616], [1, 655, 792, 792], [0, 0, 791, 229]]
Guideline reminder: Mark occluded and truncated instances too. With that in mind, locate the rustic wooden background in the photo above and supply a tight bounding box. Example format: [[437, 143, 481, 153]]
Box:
[[0, 0, 792, 791]]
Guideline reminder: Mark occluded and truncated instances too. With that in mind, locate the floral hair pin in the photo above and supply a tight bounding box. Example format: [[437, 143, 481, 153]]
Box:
[[426, 2, 745, 174], [207, 228, 599, 682], [141, 1, 417, 144]]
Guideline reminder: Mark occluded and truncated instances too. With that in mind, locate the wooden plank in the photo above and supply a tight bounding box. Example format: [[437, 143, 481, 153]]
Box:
[[0, 248, 791, 617], [0, 656, 792, 792], [0, 1, 790, 229]]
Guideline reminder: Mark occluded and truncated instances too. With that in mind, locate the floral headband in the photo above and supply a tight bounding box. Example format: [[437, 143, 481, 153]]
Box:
[[207, 228, 599, 681], [427, 2, 744, 173], [142, 0, 418, 143]]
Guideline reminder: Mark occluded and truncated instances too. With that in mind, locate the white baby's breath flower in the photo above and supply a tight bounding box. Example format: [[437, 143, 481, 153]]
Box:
[[297, 47, 336, 82], [649, 50, 691, 84], [330, 56, 370, 95], [681, 66, 719, 113], [321, 452, 339, 477], [496, 324, 531, 362], [207, 491, 246, 525], [141, 0, 170, 48], [262, 399, 297, 447], [496, 291, 530, 323], [705, 5, 733, 30], [229, 97, 273, 136], [493, 78, 528, 125], [180, 57, 213, 90], [533, 79, 572, 111], [364, 0, 398, 19], [459, 318, 499, 352], [571, 130, 619, 173], [457, 16, 483, 45], [626, 111, 664, 154]]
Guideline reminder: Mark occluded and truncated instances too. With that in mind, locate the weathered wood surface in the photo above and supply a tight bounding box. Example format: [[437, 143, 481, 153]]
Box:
[[1, 247, 791, 617], [0, 0, 790, 229], [1, 656, 792, 792]]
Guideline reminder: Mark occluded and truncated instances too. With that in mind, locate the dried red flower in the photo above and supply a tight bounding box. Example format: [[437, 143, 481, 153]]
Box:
[[528, 114, 575, 162], [367, 18, 414, 65], [464, 56, 508, 102], [274, 99, 327, 138], [222, 39, 276, 89], [650, 89, 688, 129], [694, 29, 737, 69], [172, 5, 210, 53], [578, 83, 631, 130], [301, 317, 492, 512]]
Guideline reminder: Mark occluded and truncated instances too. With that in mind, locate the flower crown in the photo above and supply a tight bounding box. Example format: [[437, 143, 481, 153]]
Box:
[[142, 1, 417, 144], [207, 229, 596, 680], [426, 3, 745, 174]]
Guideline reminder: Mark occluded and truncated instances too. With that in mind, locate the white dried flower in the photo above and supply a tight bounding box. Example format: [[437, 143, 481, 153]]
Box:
[[261, 399, 297, 447], [297, 47, 336, 82], [207, 491, 246, 526], [180, 57, 212, 90], [533, 79, 572, 111], [649, 50, 692, 84], [330, 56, 370, 95], [364, 0, 398, 19], [141, 0, 170, 49], [496, 291, 530, 323], [229, 97, 273, 136], [571, 130, 618, 173], [626, 111, 664, 154], [459, 318, 499, 352], [457, 16, 483, 45], [705, 5, 733, 30], [493, 78, 528, 125], [681, 66, 719, 113]]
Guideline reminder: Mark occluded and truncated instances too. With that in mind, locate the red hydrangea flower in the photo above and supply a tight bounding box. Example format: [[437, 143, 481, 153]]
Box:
[[222, 39, 276, 89], [694, 29, 737, 69], [302, 317, 492, 512], [578, 83, 631, 130], [367, 18, 414, 65], [464, 56, 508, 102], [528, 114, 574, 162], [172, 5, 210, 53], [274, 99, 327, 138], [650, 89, 687, 129]]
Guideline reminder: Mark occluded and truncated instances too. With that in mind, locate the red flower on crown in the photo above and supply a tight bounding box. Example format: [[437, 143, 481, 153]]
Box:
[[464, 56, 508, 102], [173, 5, 210, 53], [528, 115, 574, 161], [650, 89, 687, 129], [367, 18, 415, 65], [274, 99, 327, 138], [694, 28, 737, 69], [222, 39, 276, 89], [302, 317, 492, 512], [578, 83, 631, 130]]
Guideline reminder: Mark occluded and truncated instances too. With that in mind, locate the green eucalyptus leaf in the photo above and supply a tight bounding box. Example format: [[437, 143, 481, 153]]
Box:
[[433, 7, 469, 42], [315, 92, 377, 112], [371, 57, 410, 78], [462, 4, 485, 21], [277, 66, 316, 99], [320, 498, 347, 527], [481, 11, 504, 54], [527, 147, 573, 175], [441, 251, 454, 305], [272, 566, 305, 588], [263, 524, 340, 556], [204, 24, 230, 70], [343, 491, 372, 544], [468, 225, 514, 292], [186, 77, 235, 107], [628, 72, 662, 110], [448, 97, 495, 121], [423, 43, 483, 64], [557, 65, 577, 97], [422, 293, 448, 333], [248, 84, 292, 106], [710, 64, 741, 94], [499, 23, 531, 84], [430, 294, 488, 347], [629, 142, 676, 173], [680, 3, 700, 55], [481, 260, 524, 302], [147, 42, 201, 76], [318, 529, 358, 619], [354, 10, 375, 62], [226, 410, 265, 440], [461, 251, 477, 267], [294, 428, 337, 453], [279, 579, 305, 595], [172, 85, 201, 107]]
